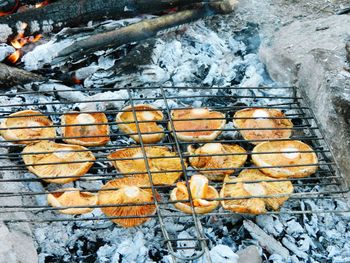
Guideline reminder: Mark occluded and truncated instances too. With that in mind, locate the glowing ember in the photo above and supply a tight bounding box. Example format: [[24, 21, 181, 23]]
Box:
[[7, 50, 21, 64], [35, 1, 50, 8], [72, 75, 82, 84], [7, 23, 42, 64]]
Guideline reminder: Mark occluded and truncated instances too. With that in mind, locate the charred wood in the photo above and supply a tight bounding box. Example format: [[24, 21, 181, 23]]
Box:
[[0, 0, 218, 42], [51, 1, 238, 65], [20, 0, 48, 4], [0, 0, 18, 15], [337, 7, 350, 15], [243, 220, 290, 260], [0, 62, 45, 88]]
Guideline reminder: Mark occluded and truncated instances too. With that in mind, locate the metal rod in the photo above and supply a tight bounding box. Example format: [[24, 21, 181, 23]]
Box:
[[0, 86, 296, 97]]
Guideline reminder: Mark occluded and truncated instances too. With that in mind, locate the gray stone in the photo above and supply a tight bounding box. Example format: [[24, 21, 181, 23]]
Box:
[[0, 148, 39, 263], [0, 222, 38, 263], [0, 222, 17, 263], [237, 245, 262, 263], [259, 14, 350, 184]]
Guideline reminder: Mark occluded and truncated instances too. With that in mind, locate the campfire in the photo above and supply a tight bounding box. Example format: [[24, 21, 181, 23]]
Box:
[[7, 22, 42, 64], [0, 0, 349, 262]]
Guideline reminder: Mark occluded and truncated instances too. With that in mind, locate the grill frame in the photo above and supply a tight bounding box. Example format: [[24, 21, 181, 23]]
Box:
[[0, 86, 349, 261]]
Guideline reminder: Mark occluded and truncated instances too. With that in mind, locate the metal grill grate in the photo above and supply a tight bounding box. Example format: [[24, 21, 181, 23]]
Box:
[[0, 86, 349, 262]]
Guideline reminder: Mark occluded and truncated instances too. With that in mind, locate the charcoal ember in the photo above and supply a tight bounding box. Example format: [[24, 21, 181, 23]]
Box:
[[282, 236, 308, 260], [221, 122, 239, 140], [196, 64, 210, 80], [346, 41, 350, 63], [6, 144, 23, 161], [204, 89, 237, 107], [253, 215, 285, 238], [68, 236, 102, 261], [149, 246, 167, 261], [231, 64, 247, 85], [234, 23, 261, 55], [285, 219, 304, 237]]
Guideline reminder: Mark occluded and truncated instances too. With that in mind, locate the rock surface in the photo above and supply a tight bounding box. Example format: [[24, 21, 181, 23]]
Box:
[[259, 14, 350, 184], [0, 222, 38, 263], [222, 0, 350, 187], [0, 149, 39, 263]]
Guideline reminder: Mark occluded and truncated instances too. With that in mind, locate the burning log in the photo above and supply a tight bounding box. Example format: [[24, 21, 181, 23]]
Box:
[[46, 1, 238, 66], [21, 0, 49, 4], [0, 0, 19, 16], [0, 62, 44, 88], [0, 0, 220, 42]]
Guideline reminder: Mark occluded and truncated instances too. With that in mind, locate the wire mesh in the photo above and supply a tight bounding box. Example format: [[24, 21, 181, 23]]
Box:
[[0, 86, 349, 261]]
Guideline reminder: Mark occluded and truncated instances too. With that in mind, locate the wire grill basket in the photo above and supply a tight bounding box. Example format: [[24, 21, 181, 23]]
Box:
[[0, 86, 348, 261]]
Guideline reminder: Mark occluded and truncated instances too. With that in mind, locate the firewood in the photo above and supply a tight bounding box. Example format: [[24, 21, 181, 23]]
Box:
[[50, 0, 238, 65], [0, 0, 18, 15], [337, 7, 350, 15], [0, 62, 45, 88], [20, 0, 46, 4], [0, 0, 217, 42]]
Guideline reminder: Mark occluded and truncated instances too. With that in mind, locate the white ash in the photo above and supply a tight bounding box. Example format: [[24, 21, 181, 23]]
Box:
[[139, 65, 170, 84], [176, 231, 197, 258], [23, 82, 128, 112], [281, 236, 308, 260], [0, 24, 12, 42], [77, 90, 128, 111], [23, 173, 47, 207], [41, 20, 55, 33], [15, 21, 27, 34], [239, 55, 265, 87], [0, 44, 15, 62], [0, 93, 24, 113], [75, 64, 101, 80], [206, 244, 239, 263], [82, 20, 267, 88], [38, 83, 87, 102], [22, 38, 74, 70], [97, 55, 116, 70], [30, 21, 40, 34], [23, 17, 151, 71], [75, 56, 116, 81]]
